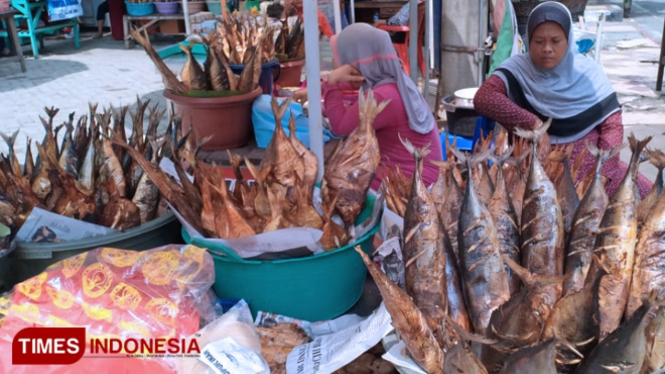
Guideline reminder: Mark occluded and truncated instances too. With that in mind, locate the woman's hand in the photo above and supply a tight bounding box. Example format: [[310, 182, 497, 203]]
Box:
[[327, 64, 365, 86], [293, 88, 308, 104]]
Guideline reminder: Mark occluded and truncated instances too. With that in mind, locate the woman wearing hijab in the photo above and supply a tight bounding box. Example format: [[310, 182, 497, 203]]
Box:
[[321, 23, 442, 190], [474, 1, 652, 197]]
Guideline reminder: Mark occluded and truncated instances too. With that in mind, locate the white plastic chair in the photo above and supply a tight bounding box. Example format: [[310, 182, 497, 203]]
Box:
[[574, 12, 605, 63]]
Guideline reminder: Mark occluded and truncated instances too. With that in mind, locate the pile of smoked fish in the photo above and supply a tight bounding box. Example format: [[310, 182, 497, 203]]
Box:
[[0, 99, 180, 245], [131, 11, 303, 95], [369, 120, 665, 374], [117, 89, 386, 251]]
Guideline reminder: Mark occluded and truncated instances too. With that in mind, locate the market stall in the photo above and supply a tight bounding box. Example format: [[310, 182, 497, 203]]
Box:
[[1, 2, 665, 374]]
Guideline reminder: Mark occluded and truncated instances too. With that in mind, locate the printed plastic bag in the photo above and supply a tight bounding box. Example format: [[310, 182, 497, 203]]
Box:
[[0, 244, 216, 374], [175, 300, 269, 374]]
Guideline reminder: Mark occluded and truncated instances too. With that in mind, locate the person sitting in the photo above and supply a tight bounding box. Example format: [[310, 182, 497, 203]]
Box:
[[473, 1, 652, 198], [295, 23, 442, 190]]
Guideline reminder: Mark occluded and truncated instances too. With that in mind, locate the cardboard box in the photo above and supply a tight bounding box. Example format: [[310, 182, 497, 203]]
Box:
[[159, 19, 186, 34]]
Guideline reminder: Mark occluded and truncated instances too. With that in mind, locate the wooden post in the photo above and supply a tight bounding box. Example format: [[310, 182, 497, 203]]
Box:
[[656, 16, 665, 92], [624, 0, 632, 18]]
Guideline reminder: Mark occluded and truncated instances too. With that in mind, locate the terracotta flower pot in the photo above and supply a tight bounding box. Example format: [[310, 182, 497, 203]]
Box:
[[164, 87, 263, 151], [276, 59, 306, 88]]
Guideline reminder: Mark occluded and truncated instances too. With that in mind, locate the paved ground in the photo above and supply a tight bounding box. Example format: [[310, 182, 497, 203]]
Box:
[[1, 1, 664, 181]]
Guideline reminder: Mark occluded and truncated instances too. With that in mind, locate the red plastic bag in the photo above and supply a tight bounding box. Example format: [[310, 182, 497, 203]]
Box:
[[0, 245, 215, 374]]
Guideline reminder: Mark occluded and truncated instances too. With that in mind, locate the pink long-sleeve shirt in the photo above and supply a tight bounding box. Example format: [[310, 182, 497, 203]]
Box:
[[323, 82, 443, 191]]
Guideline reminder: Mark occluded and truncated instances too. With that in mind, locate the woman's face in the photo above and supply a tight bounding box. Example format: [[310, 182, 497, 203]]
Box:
[[529, 21, 568, 70]]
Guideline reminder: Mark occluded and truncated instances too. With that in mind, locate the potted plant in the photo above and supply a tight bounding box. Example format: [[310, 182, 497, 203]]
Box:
[[132, 27, 264, 151], [274, 15, 306, 88], [154, 0, 181, 15]]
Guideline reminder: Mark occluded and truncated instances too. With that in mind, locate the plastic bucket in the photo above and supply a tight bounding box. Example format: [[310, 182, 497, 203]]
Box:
[[125, 1, 155, 16], [276, 59, 305, 88], [205, 0, 232, 14], [9, 211, 182, 287], [183, 194, 381, 321], [230, 59, 280, 95], [154, 1, 180, 14], [245, 0, 261, 11]]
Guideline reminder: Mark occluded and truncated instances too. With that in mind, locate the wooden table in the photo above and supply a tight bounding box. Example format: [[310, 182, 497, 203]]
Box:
[[353, 0, 407, 23], [123, 13, 186, 49], [0, 10, 26, 72]]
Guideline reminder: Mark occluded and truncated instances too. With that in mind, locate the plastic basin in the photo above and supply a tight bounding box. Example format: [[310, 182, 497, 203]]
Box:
[[154, 1, 180, 14], [183, 194, 381, 321], [125, 1, 155, 16], [9, 211, 182, 287]]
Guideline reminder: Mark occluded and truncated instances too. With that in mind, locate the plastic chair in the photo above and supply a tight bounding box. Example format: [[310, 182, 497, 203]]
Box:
[[377, 1, 425, 77], [574, 13, 605, 63]]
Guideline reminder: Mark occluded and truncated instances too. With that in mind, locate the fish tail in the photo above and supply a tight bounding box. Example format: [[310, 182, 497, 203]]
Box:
[[288, 111, 297, 138], [243, 157, 264, 184], [270, 95, 292, 127], [647, 149, 665, 171], [489, 145, 515, 167], [358, 88, 390, 133], [513, 117, 552, 141], [628, 133, 652, 164], [0, 129, 18, 149]]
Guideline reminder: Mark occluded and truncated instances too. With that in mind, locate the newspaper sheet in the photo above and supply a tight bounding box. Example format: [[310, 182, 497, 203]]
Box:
[[284, 303, 393, 374], [371, 237, 405, 290], [382, 339, 426, 374], [160, 159, 383, 260], [13, 208, 117, 259], [255, 310, 365, 338]]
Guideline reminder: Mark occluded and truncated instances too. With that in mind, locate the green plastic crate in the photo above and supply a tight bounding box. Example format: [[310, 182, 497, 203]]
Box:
[[182, 194, 380, 321]]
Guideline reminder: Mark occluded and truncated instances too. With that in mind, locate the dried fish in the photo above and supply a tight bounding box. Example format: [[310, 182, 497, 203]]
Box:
[[488, 146, 521, 295], [515, 120, 564, 322], [401, 138, 447, 344], [131, 28, 187, 94], [455, 147, 510, 336], [594, 134, 650, 340], [320, 194, 349, 251], [132, 138, 165, 224], [288, 113, 317, 200], [1, 130, 21, 176], [563, 143, 616, 296], [637, 149, 665, 226], [180, 43, 209, 91], [355, 246, 444, 374], [573, 301, 654, 374], [323, 88, 386, 230]]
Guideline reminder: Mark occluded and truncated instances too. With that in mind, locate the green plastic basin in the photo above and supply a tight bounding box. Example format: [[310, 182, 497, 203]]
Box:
[[182, 194, 380, 321], [10, 211, 182, 286]]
